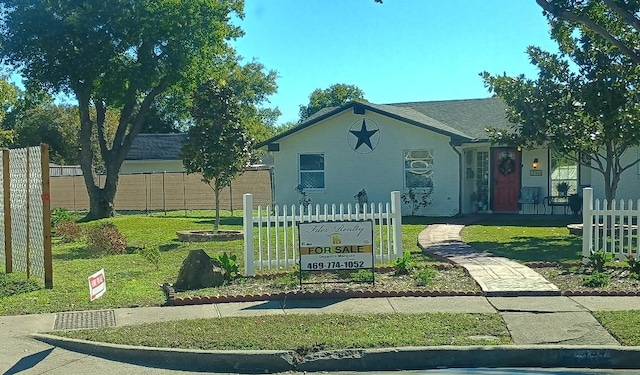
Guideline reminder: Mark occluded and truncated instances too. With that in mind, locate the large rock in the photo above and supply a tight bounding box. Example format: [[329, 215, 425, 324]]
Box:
[[174, 249, 224, 291]]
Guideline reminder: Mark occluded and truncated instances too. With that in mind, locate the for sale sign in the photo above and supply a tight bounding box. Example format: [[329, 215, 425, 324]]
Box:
[[298, 220, 374, 271], [88, 269, 106, 301]]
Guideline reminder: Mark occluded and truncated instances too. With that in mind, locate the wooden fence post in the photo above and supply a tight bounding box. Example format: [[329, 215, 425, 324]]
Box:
[[3, 149, 11, 273], [41, 144, 53, 288]]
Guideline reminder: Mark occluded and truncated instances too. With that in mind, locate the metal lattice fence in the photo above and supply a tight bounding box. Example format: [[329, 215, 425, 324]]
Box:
[[1, 145, 52, 288]]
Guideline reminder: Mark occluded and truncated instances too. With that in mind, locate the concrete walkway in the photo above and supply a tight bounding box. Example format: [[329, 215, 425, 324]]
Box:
[[418, 223, 560, 296], [2, 218, 640, 373]]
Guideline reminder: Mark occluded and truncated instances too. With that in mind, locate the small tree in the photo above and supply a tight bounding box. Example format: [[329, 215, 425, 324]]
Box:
[[182, 82, 253, 232]]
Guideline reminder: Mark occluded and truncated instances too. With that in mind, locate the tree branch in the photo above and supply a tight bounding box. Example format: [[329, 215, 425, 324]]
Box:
[[603, 0, 640, 34], [536, 0, 640, 65]]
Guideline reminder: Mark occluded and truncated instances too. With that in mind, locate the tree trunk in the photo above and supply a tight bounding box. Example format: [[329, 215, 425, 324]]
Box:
[[214, 186, 220, 232], [86, 174, 119, 220]]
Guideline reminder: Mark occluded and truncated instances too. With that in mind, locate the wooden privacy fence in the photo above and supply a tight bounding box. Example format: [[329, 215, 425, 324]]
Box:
[[0, 144, 53, 288], [50, 169, 272, 212], [242, 191, 403, 276], [582, 187, 640, 260]]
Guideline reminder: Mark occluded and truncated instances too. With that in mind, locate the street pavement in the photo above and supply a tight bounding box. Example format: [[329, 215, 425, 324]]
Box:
[[2, 219, 640, 374]]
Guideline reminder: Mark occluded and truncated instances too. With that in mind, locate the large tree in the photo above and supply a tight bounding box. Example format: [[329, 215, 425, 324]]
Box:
[[0, 76, 19, 125], [298, 83, 366, 122], [536, 1, 640, 65], [0, 0, 244, 219], [11, 104, 80, 164], [481, 20, 640, 202], [181, 82, 252, 232]]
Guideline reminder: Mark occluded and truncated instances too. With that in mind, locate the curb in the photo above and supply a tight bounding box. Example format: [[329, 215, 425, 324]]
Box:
[[33, 334, 640, 373]]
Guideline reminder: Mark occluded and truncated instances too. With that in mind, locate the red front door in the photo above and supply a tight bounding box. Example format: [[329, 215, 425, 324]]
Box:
[[491, 148, 521, 212]]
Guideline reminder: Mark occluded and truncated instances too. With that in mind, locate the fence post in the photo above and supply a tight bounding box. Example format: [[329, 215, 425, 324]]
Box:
[[243, 193, 254, 276], [3, 149, 11, 273], [582, 187, 593, 263], [390, 191, 403, 259], [40, 144, 53, 288]]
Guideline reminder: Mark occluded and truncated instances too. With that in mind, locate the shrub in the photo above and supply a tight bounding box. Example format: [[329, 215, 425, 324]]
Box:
[[351, 269, 374, 282], [51, 207, 75, 227], [588, 249, 613, 273], [626, 253, 640, 275], [414, 268, 437, 286], [86, 221, 128, 256], [395, 252, 414, 275], [54, 221, 84, 243], [216, 252, 239, 281], [582, 272, 610, 287]]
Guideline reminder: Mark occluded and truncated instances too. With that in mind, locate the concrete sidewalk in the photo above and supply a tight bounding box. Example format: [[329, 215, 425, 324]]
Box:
[[4, 296, 640, 373]]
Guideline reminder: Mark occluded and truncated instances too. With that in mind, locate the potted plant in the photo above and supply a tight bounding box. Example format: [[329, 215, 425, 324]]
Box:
[[568, 193, 582, 216], [556, 181, 569, 197]]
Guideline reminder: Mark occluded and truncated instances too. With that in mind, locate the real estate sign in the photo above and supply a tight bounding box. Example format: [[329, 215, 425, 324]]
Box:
[[298, 220, 374, 271], [88, 268, 106, 301]]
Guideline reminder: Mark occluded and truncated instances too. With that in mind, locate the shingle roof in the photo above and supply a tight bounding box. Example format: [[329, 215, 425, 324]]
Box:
[[389, 97, 510, 141], [256, 98, 512, 149], [126, 133, 188, 160]]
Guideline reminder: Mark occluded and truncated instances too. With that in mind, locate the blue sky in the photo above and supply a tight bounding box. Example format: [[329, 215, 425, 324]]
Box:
[[231, 0, 560, 126]]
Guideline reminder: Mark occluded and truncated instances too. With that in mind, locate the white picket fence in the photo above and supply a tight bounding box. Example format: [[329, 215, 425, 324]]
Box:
[[582, 187, 640, 260], [242, 191, 403, 276]]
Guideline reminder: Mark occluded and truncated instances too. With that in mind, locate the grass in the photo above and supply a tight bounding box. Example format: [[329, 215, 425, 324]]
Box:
[[460, 216, 582, 263], [53, 313, 512, 350], [6, 212, 640, 350], [0, 211, 435, 316], [593, 311, 640, 346], [0, 211, 242, 315]]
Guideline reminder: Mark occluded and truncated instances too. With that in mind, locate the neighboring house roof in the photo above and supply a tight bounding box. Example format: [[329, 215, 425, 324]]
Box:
[[256, 97, 510, 149], [126, 133, 188, 161]]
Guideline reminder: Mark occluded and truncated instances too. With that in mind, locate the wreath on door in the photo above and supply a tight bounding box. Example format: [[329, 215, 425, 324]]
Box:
[[498, 156, 515, 175]]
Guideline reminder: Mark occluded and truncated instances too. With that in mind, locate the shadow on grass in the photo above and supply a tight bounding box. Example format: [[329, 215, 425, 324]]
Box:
[[477, 214, 580, 228], [194, 216, 243, 226], [0, 272, 42, 297], [466, 235, 582, 263], [52, 246, 97, 260], [159, 243, 180, 252]]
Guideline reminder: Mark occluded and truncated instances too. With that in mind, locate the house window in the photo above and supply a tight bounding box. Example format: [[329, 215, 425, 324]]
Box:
[[404, 150, 433, 189], [299, 153, 325, 189], [550, 150, 578, 196], [476, 151, 489, 209]]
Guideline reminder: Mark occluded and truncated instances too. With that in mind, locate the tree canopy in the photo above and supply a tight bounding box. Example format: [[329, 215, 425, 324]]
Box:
[[0, 0, 248, 219], [298, 83, 366, 122], [536, 0, 640, 66], [481, 6, 640, 202]]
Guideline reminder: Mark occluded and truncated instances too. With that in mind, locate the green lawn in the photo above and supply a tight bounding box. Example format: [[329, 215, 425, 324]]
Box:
[[460, 216, 582, 263], [5, 212, 640, 349], [54, 312, 512, 349], [0, 211, 433, 316]]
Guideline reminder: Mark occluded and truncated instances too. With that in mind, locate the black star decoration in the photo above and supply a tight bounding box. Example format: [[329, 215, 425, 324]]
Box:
[[349, 119, 379, 150]]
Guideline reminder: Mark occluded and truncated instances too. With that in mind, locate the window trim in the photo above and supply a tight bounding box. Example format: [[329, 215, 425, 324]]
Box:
[[403, 149, 434, 190], [298, 153, 325, 191]]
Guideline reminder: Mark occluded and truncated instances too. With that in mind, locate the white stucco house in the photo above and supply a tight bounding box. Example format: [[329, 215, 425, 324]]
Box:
[[256, 98, 640, 216]]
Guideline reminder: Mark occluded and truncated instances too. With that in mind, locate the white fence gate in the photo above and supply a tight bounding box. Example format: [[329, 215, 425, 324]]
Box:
[[243, 191, 403, 276], [582, 187, 640, 260]]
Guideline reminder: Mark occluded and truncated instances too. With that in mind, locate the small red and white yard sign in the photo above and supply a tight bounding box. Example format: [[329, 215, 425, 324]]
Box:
[[88, 269, 106, 301]]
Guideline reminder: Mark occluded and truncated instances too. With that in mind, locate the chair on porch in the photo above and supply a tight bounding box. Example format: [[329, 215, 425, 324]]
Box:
[[517, 186, 540, 214]]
